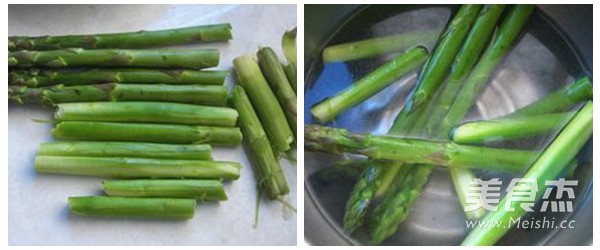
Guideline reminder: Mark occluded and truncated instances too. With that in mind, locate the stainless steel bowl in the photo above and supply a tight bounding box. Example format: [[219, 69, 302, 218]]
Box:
[[304, 4, 592, 245]]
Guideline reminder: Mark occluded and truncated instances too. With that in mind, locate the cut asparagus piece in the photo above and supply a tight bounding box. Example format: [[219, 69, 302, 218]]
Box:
[[310, 46, 429, 123], [9, 68, 228, 87], [36, 155, 241, 180], [68, 196, 196, 219], [438, 5, 535, 136], [506, 76, 593, 118], [451, 112, 574, 144], [103, 180, 227, 201], [230, 85, 289, 199], [54, 102, 238, 126], [283, 64, 297, 93], [233, 54, 294, 153], [282, 28, 297, 68], [404, 4, 482, 112], [39, 141, 212, 160], [257, 47, 297, 134], [322, 30, 440, 63], [462, 102, 592, 246], [9, 23, 232, 51], [9, 48, 219, 69], [52, 121, 242, 146], [305, 125, 537, 173], [9, 84, 229, 106]]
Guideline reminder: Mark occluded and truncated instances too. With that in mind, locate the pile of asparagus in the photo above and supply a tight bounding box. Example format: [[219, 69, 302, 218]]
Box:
[[232, 28, 297, 200], [307, 5, 592, 245], [9, 24, 296, 219]]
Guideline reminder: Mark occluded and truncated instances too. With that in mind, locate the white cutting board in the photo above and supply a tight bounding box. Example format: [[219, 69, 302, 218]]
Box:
[[8, 4, 297, 245]]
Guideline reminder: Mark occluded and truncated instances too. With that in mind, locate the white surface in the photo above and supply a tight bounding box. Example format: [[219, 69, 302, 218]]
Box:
[[8, 4, 297, 246]]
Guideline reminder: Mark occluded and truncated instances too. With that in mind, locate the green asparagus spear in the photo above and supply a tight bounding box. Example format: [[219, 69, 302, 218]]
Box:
[[368, 6, 509, 239], [420, 4, 507, 136], [438, 5, 535, 136], [304, 125, 537, 173], [36, 155, 241, 180], [343, 164, 398, 234], [8, 48, 219, 69], [257, 47, 297, 134], [505, 76, 593, 118], [52, 121, 242, 146], [323, 30, 441, 63], [451, 112, 574, 144], [233, 54, 294, 153], [462, 102, 592, 246], [9, 68, 228, 87], [404, 4, 482, 112], [103, 180, 227, 201], [54, 102, 238, 127], [9, 84, 228, 106], [68, 196, 196, 219], [38, 141, 212, 160], [369, 164, 432, 244], [316, 159, 372, 182], [9, 23, 232, 51], [230, 85, 289, 199], [310, 46, 429, 123]]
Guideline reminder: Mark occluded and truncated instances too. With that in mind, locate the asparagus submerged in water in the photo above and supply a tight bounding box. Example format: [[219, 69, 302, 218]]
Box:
[[311, 46, 429, 123], [462, 102, 592, 246], [9, 23, 232, 51]]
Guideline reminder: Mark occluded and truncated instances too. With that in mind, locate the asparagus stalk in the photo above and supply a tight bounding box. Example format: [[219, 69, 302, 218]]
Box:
[[505, 76, 593, 118], [281, 28, 298, 93], [310, 46, 429, 123], [322, 30, 441, 63], [282, 28, 297, 68], [304, 125, 537, 173], [9, 84, 228, 106], [54, 102, 238, 127], [103, 180, 227, 201], [36, 155, 241, 180], [8, 48, 219, 69], [420, 4, 507, 135], [68, 196, 196, 219], [316, 159, 372, 182], [9, 68, 228, 87], [462, 102, 592, 246], [52, 121, 242, 146], [230, 85, 289, 199], [257, 47, 297, 133], [39, 141, 212, 160], [9, 23, 232, 51], [233, 54, 294, 153], [404, 4, 482, 112], [283, 64, 297, 93], [451, 112, 574, 144], [368, 6, 509, 239], [438, 5, 535, 136]]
